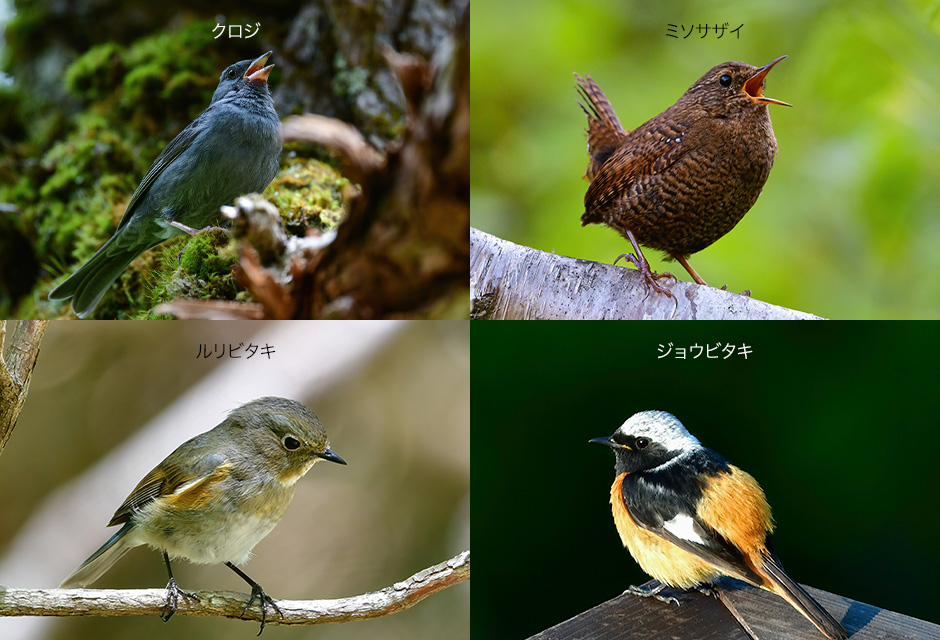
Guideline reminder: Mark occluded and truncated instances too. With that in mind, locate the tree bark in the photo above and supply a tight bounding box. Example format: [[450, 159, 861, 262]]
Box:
[[470, 228, 823, 320], [0, 551, 469, 627], [0, 321, 48, 456]]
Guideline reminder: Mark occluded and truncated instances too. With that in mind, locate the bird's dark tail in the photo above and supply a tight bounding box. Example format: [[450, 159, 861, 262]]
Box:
[[574, 73, 627, 182], [49, 236, 146, 318], [60, 521, 136, 588], [760, 554, 848, 640]]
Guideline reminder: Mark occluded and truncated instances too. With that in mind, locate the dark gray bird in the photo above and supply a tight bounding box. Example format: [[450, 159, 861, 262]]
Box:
[[49, 52, 283, 318]]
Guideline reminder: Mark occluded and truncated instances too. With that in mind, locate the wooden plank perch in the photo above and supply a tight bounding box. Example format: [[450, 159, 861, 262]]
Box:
[[527, 579, 940, 640], [470, 228, 823, 320]]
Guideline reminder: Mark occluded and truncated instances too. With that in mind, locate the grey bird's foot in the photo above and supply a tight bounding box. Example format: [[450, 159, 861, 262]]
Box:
[[167, 220, 230, 236], [161, 576, 200, 622], [623, 582, 680, 606], [242, 583, 283, 636]]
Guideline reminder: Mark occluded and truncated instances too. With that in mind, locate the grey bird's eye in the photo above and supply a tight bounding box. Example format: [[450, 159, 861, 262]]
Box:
[[283, 436, 301, 450], [719, 74, 732, 87], [635, 437, 650, 450], [227, 68, 238, 80]]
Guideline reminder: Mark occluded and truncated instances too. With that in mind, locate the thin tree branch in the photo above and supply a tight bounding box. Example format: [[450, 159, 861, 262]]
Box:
[[470, 227, 823, 320], [0, 320, 48, 456], [0, 550, 469, 627]]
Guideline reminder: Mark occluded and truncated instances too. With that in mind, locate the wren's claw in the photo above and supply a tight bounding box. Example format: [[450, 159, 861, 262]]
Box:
[[719, 285, 752, 297], [161, 576, 200, 622], [614, 252, 678, 303], [241, 583, 283, 636]]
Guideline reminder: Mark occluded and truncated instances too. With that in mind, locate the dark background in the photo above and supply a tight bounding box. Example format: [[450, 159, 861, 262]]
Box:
[[471, 321, 940, 639]]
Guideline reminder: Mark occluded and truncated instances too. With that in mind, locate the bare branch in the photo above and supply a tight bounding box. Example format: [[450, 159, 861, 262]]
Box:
[[470, 228, 823, 320], [0, 550, 469, 627], [0, 320, 48, 456]]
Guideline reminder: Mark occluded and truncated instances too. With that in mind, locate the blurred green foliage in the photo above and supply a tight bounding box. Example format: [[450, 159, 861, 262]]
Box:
[[470, 0, 940, 318], [472, 321, 940, 638]]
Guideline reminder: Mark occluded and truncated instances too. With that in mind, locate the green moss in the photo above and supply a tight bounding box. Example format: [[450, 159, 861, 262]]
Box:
[[140, 230, 238, 316], [178, 228, 237, 282], [268, 146, 350, 236], [65, 43, 126, 102]]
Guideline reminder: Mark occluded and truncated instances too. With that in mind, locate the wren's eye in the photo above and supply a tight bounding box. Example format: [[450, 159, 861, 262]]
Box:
[[719, 74, 732, 88], [634, 437, 650, 450], [283, 436, 301, 450]]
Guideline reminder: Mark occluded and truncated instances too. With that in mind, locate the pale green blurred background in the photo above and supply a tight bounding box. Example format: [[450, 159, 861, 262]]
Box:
[[0, 321, 469, 640], [471, 0, 940, 318]]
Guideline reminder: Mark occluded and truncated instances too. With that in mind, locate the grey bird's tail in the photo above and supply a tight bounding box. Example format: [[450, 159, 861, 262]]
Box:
[[760, 554, 848, 640], [60, 521, 136, 588], [48, 235, 147, 318]]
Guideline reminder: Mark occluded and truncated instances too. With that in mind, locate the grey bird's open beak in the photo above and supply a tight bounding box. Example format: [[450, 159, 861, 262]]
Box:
[[244, 51, 275, 84]]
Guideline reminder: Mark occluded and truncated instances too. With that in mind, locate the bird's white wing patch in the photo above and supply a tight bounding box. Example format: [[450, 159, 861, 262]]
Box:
[[663, 513, 706, 545]]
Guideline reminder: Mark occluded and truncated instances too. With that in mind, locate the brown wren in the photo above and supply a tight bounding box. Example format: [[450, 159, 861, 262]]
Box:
[[576, 56, 790, 298]]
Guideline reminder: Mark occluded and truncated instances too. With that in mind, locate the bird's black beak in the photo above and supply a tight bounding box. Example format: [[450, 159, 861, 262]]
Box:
[[589, 436, 619, 449], [318, 448, 347, 465], [244, 51, 274, 84]]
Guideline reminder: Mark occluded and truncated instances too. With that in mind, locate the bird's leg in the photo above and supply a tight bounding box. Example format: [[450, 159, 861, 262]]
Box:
[[167, 220, 231, 262], [675, 254, 752, 296], [613, 230, 677, 303], [167, 220, 230, 236], [161, 551, 199, 622], [673, 254, 708, 286], [225, 561, 283, 636], [623, 581, 680, 606]]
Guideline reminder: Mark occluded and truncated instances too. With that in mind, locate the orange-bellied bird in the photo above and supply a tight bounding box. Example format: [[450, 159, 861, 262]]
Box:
[[590, 410, 847, 640]]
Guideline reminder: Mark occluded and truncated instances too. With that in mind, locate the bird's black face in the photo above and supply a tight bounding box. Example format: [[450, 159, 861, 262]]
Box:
[[589, 431, 677, 475], [684, 57, 790, 116]]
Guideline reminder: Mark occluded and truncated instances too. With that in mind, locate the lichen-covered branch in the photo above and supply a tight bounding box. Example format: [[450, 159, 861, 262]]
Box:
[[470, 228, 823, 320], [0, 320, 48, 456], [0, 550, 469, 627]]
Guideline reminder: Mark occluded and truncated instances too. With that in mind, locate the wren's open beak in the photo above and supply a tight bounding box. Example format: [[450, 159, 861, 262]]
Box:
[[317, 448, 347, 465], [244, 51, 275, 84], [744, 55, 791, 107], [589, 436, 627, 450]]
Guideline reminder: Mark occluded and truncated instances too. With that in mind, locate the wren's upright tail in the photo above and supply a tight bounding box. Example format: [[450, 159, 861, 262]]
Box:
[[759, 553, 848, 640], [574, 74, 627, 182]]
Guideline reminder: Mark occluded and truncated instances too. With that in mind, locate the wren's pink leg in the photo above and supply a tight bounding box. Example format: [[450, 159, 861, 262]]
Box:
[[673, 254, 707, 286], [674, 253, 751, 296], [614, 230, 677, 302]]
